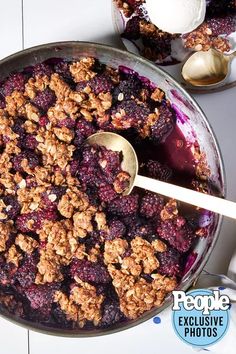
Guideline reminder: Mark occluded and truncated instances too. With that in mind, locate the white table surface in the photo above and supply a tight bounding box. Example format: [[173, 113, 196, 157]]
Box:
[[0, 0, 235, 353]]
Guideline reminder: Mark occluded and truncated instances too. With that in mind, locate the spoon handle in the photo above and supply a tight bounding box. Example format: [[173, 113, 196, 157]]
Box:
[[230, 51, 236, 59], [135, 175, 236, 219]]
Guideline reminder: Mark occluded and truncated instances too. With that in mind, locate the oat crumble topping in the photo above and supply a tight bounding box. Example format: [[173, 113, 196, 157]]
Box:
[[0, 56, 210, 330]]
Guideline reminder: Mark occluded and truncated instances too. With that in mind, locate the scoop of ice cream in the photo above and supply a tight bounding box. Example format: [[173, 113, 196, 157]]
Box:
[[145, 0, 206, 34]]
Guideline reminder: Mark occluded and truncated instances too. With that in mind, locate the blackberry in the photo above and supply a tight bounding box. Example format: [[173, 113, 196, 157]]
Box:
[[100, 300, 124, 327], [98, 146, 121, 182], [145, 160, 172, 181], [157, 248, 183, 277], [108, 194, 139, 216], [127, 222, 155, 240], [38, 115, 49, 127], [21, 134, 38, 150], [113, 76, 142, 101], [78, 165, 103, 187], [74, 119, 96, 146], [57, 118, 76, 129], [141, 31, 174, 62], [140, 192, 164, 218], [12, 118, 25, 137], [52, 304, 74, 329], [112, 100, 150, 128], [0, 292, 24, 317], [42, 186, 66, 210], [54, 61, 72, 81], [25, 176, 38, 188], [0, 93, 5, 108], [16, 209, 57, 233], [151, 105, 175, 142], [23, 283, 59, 311], [70, 160, 80, 177], [33, 63, 53, 78], [12, 151, 40, 172], [70, 259, 111, 284], [122, 16, 141, 40], [98, 185, 117, 202], [76, 119, 95, 137], [0, 256, 17, 285], [15, 253, 38, 288], [206, 15, 236, 36], [76, 81, 88, 92], [2, 196, 21, 220], [107, 219, 126, 240], [88, 74, 114, 95], [32, 88, 56, 112], [3, 73, 26, 97], [206, 0, 236, 16], [157, 217, 195, 253]]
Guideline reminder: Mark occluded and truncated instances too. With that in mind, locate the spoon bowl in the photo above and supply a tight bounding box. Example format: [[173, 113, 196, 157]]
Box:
[[182, 48, 236, 87], [86, 132, 138, 195], [86, 132, 236, 220]]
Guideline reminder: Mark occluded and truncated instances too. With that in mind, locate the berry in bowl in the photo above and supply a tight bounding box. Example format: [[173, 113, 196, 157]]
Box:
[[112, 0, 236, 91], [0, 42, 224, 335]]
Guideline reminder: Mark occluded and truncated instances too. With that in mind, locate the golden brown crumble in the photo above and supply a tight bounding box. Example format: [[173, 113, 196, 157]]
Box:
[[0, 221, 12, 252], [57, 187, 89, 219], [36, 130, 75, 169], [184, 23, 231, 53], [5, 245, 22, 267], [25, 103, 40, 122], [192, 147, 211, 181], [23, 119, 38, 133], [87, 245, 101, 263], [94, 212, 107, 231], [104, 239, 129, 264], [138, 112, 159, 138], [160, 199, 178, 221], [151, 88, 165, 102], [54, 278, 104, 327], [69, 58, 96, 83], [0, 199, 7, 220], [71, 278, 104, 326], [152, 239, 167, 253], [24, 76, 50, 100], [73, 208, 96, 238], [17, 185, 47, 214], [130, 236, 159, 274], [38, 220, 85, 267], [53, 126, 75, 143], [113, 171, 131, 193], [0, 114, 18, 142], [15, 234, 39, 254], [54, 291, 81, 323], [5, 91, 26, 117], [49, 73, 71, 100], [0, 147, 18, 194], [108, 264, 176, 319], [80, 92, 112, 119], [36, 247, 64, 284], [47, 102, 67, 124], [121, 256, 142, 277]]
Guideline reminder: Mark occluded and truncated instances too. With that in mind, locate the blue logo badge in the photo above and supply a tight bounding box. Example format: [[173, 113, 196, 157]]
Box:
[[172, 289, 230, 347]]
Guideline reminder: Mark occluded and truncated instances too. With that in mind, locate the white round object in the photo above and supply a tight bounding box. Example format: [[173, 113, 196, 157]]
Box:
[[145, 0, 206, 34]]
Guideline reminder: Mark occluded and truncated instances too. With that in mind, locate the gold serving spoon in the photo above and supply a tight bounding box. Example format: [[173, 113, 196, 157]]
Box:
[[86, 132, 236, 219], [182, 48, 236, 87]]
